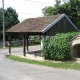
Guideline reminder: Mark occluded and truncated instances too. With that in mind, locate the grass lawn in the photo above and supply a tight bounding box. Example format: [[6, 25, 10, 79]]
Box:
[[6, 55, 80, 70]]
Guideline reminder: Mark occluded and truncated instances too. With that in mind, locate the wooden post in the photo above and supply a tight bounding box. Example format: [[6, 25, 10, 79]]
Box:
[[23, 34, 26, 57], [39, 35, 43, 57], [8, 33, 12, 55], [26, 35, 29, 53], [39, 35, 43, 49]]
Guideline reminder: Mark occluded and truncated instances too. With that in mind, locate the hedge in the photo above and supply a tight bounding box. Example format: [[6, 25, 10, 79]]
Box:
[[42, 32, 80, 60]]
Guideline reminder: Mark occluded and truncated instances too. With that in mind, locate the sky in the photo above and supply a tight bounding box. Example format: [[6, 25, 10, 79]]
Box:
[[0, 0, 66, 22]]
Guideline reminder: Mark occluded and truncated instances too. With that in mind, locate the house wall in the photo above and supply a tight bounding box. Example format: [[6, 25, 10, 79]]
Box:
[[44, 17, 77, 36]]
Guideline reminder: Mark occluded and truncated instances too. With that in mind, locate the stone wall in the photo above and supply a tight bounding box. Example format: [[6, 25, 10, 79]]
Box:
[[0, 40, 23, 47], [71, 36, 80, 58], [0, 39, 36, 48]]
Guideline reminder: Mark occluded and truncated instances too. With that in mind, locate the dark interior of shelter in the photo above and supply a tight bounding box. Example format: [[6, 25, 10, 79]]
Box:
[[72, 44, 80, 58]]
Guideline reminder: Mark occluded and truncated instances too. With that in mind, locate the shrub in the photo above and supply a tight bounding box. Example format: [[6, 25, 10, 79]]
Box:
[[42, 32, 80, 60], [34, 38, 40, 45], [13, 44, 19, 47], [42, 37, 50, 59]]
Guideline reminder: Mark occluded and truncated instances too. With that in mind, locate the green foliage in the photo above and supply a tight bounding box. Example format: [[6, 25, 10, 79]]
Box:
[[42, 37, 50, 59], [28, 36, 40, 45], [42, 32, 80, 60], [42, 0, 61, 16], [13, 44, 19, 47], [42, 0, 80, 29], [4, 7, 19, 30], [70, 0, 80, 29], [34, 38, 40, 45], [0, 7, 20, 41], [6, 55, 80, 70], [42, 7, 55, 16]]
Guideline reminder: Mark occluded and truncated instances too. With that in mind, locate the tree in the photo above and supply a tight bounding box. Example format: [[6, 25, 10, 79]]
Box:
[[70, 0, 80, 28], [42, 0, 61, 16], [42, 0, 80, 29], [42, 6, 55, 16], [0, 7, 20, 41], [59, 2, 71, 16]]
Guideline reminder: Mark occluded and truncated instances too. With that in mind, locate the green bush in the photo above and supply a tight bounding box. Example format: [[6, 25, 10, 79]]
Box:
[[34, 38, 40, 45], [42, 32, 80, 60], [13, 44, 19, 47]]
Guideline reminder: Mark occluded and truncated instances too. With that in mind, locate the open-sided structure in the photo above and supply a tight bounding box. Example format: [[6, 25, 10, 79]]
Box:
[[6, 14, 79, 56]]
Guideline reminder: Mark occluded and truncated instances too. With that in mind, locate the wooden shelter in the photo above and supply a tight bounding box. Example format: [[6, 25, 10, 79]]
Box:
[[6, 14, 79, 56]]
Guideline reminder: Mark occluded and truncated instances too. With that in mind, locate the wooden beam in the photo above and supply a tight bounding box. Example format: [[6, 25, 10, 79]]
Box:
[[8, 33, 12, 55], [39, 35, 43, 57], [26, 35, 29, 53], [39, 35, 43, 49], [23, 34, 26, 57]]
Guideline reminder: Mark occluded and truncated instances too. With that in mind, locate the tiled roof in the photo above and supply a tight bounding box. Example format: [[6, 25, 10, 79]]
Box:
[[6, 14, 62, 33]]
